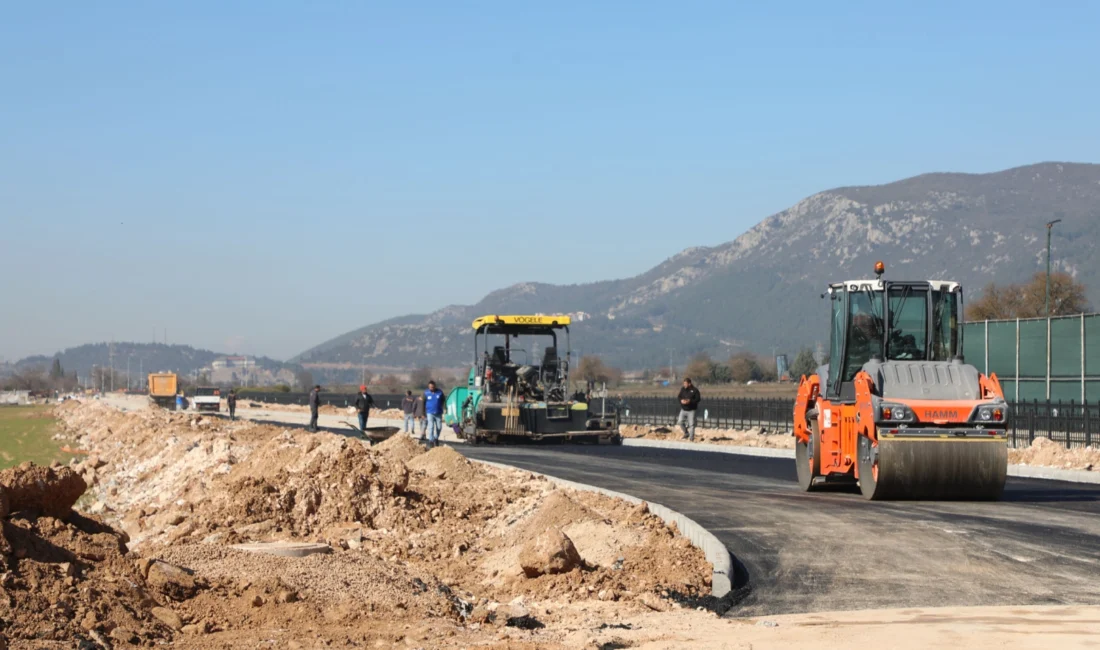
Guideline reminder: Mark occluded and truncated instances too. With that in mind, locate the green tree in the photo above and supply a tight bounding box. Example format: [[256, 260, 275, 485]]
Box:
[[49, 358, 64, 380], [789, 348, 818, 379]]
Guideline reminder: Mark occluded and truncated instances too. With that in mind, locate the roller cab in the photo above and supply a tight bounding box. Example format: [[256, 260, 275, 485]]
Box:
[[793, 263, 1009, 500]]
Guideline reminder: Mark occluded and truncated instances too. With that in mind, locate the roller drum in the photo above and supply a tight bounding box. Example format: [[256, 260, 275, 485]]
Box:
[[860, 436, 1007, 501]]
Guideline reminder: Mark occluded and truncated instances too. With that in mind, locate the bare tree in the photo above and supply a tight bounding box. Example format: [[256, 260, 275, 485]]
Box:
[[968, 272, 1089, 320], [727, 352, 761, 383], [380, 374, 402, 393], [294, 369, 315, 391], [410, 367, 434, 389]]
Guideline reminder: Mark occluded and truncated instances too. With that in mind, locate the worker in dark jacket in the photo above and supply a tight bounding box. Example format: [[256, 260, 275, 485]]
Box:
[[401, 390, 416, 433], [677, 377, 701, 441], [308, 385, 321, 432], [354, 385, 375, 433], [413, 394, 426, 441], [226, 389, 238, 420]]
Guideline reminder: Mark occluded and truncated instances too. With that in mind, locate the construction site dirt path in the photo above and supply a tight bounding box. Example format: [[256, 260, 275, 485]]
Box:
[[457, 443, 1100, 618], [109, 395, 1100, 647]]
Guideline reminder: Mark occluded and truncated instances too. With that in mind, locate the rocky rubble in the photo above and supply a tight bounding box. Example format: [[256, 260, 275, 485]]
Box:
[[621, 423, 796, 448], [1008, 436, 1100, 472], [30, 400, 716, 647]]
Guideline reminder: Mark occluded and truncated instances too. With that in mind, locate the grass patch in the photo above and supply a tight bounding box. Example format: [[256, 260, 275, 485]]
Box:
[[0, 405, 76, 470]]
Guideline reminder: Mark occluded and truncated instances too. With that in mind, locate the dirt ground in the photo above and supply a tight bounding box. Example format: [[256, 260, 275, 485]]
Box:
[[1008, 436, 1099, 472], [238, 400, 406, 420], [3, 400, 1095, 647], [621, 424, 796, 449], [6, 399, 717, 648], [623, 424, 1099, 472]]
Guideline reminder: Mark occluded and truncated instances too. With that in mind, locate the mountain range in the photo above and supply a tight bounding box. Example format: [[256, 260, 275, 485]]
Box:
[[300, 162, 1095, 370], [10, 343, 294, 380]]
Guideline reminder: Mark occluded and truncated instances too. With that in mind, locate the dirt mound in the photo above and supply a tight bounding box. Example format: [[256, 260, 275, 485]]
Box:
[[0, 462, 87, 518], [202, 441, 412, 541], [375, 431, 426, 465], [44, 400, 716, 647], [407, 445, 481, 481], [621, 423, 795, 448], [0, 463, 183, 647], [1009, 436, 1100, 471], [519, 491, 602, 540]]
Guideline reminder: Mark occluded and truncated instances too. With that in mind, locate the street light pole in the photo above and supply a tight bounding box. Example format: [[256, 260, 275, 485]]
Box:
[[1045, 219, 1062, 316]]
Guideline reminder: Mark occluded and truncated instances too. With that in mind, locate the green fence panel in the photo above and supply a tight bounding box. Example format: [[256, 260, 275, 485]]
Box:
[[987, 321, 1018, 379], [999, 379, 1016, 401], [1018, 380, 1047, 402], [1050, 381, 1081, 403], [963, 323, 986, 372], [1087, 380, 1100, 402], [1018, 319, 1048, 378], [1050, 317, 1083, 378], [1087, 315, 1100, 377]]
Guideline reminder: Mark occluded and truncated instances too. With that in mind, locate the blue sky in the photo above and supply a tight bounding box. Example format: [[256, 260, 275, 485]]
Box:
[[2, 1, 1098, 361]]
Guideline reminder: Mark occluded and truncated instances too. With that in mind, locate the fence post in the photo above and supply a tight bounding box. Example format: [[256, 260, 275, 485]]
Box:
[[1086, 401, 1093, 448], [1046, 317, 1052, 401], [1015, 318, 1021, 403], [1068, 399, 1075, 449], [1029, 400, 1036, 445], [1083, 313, 1087, 404]]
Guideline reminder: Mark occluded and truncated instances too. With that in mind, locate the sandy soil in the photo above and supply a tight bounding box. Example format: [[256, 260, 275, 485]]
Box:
[[1008, 436, 1099, 472], [16, 400, 715, 647], [621, 424, 796, 449], [623, 424, 1099, 472], [3, 400, 1094, 646]]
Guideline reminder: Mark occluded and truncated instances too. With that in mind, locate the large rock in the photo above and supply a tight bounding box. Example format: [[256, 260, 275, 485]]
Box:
[[0, 463, 87, 517], [150, 606, 184, 631], [145, 560, 202, 601], [518, 529, 583, 578]]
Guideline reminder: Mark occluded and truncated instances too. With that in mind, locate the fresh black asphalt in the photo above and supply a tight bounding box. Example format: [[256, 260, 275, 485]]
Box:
[[458, 443, 1100, 617]]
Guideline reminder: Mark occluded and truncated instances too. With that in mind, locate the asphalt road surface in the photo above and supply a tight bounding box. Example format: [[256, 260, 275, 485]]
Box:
[[457, 443, 1100, 618]]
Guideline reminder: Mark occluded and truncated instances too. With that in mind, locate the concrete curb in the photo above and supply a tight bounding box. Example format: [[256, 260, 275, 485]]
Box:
[[471, 458, 733, 599], [622, 438, 1100, 485], [1007, 464, 1100, 484]]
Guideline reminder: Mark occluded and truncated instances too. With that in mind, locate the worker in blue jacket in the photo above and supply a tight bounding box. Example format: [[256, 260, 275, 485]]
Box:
[[423, 381, 445, 448]]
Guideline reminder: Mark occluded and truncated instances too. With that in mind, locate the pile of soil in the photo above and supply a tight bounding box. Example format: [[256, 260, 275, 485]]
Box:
[[0, 462, 183, 647], [1008, 436, 1099, 471], [42, 400, 715, 647], [621, 423, 795, 448]]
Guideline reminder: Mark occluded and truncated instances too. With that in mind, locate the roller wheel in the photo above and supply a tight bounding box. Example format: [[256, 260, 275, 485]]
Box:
[[795, 419, 822, 491], [858, 434, 881, 500]]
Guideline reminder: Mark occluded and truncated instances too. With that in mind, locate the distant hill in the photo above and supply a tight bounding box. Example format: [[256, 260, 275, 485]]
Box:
[[294, 162, 1100, 370], [16, 343, 293, 378]]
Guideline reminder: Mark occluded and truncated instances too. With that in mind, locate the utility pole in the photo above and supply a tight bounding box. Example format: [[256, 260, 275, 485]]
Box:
[[139, 358, 143, 391], [1045, 218, 1062, 316], [127, 356, 131, 391]]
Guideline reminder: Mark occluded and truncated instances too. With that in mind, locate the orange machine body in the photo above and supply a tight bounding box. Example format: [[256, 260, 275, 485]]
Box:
[[794, 371, 1007, 482]]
